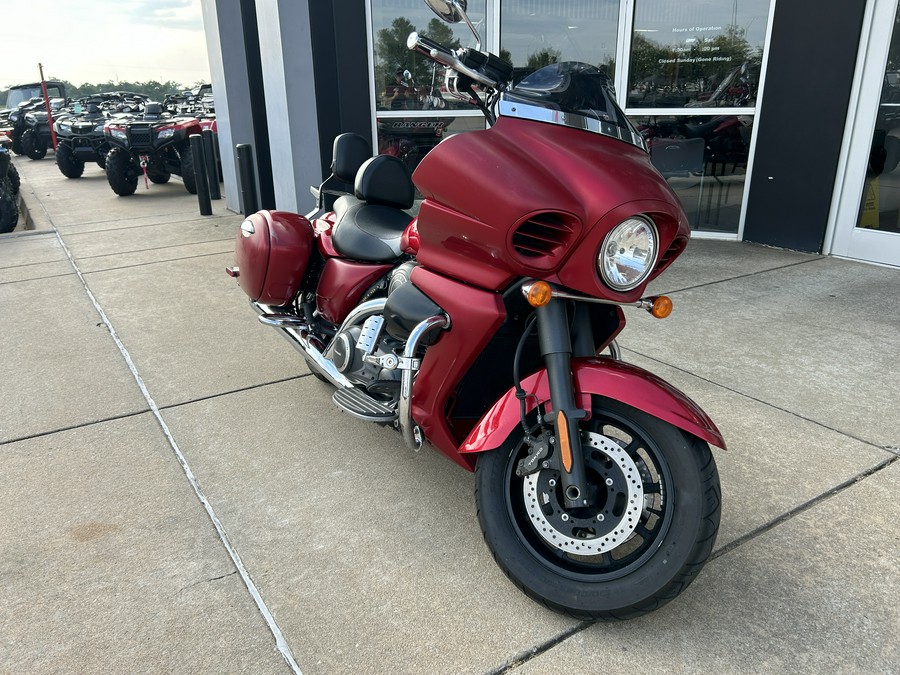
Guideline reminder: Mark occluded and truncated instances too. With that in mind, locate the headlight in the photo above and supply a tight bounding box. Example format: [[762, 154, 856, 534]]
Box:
[[598, 217, 659, 291], [94, 124, 106, 133], [10, 112, 19, 122], [109, 128, 128, 142], [25, 113, 36, 123], [157, 128, 175, 140], [58, 122, 71, 134]]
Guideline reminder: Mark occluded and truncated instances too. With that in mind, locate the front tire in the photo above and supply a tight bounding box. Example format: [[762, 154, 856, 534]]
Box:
[[476, 397, 720, 620], [105, 147, 138, 196], [21, 129, 47, 160], [56, 144, 85, 178]]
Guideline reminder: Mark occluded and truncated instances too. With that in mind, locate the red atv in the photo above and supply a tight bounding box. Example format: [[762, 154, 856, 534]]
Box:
[[103, 102, 201, 196]]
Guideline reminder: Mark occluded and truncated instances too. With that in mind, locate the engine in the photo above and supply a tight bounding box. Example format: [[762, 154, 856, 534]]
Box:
[[325, 261, 426, 400]]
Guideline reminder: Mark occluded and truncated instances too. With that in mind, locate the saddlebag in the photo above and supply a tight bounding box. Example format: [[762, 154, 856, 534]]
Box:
[[232, 210, 314, 306]]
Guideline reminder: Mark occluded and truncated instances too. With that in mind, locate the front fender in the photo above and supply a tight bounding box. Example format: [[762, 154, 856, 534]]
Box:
[[459, 357, 726, 454]]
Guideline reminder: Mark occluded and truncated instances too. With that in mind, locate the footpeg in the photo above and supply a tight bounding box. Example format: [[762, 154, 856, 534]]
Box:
[[332, 388, 397, 423]]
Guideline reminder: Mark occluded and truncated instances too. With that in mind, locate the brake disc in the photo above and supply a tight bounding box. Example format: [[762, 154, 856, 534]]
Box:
[[522, 431, 644, 555]]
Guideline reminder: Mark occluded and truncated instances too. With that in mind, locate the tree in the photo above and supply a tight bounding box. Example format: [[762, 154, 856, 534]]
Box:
[[526, 48, 561, 71]]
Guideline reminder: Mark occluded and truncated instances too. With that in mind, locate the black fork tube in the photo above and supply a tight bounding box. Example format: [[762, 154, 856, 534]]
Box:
[[536, 298, 591, 509]]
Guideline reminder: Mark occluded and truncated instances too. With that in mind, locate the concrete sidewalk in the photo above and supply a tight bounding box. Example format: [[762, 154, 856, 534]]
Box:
[[1, 155, 897, 674]]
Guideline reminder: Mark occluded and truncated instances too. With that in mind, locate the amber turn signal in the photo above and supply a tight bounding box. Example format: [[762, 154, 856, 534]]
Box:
[[650, 295, 673, 319], [526, 281, 553, 307]]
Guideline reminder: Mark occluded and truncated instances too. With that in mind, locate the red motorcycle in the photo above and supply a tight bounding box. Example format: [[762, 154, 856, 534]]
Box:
[[227, 0, 723, 620]]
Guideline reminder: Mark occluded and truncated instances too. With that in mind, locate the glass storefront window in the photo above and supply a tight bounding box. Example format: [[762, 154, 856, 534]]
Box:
[[371, 0, 488, 112], [376, 115, 486, 172], [628, 1, 769, 109], [633, 114, 753, 233], [500, 0, 619, 84], [368, 1, 771, 235]]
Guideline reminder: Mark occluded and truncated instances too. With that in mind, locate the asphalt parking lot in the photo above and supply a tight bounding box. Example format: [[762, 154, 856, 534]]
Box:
[[1, 154, 898, 674]]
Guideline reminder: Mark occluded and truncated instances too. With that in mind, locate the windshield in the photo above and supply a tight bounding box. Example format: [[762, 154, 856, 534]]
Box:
[[499, 62, 644, 150], [4, 84, 64, 111]]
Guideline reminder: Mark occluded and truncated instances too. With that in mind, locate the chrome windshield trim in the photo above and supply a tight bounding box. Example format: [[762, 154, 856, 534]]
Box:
[[497, 97, 646, 151]]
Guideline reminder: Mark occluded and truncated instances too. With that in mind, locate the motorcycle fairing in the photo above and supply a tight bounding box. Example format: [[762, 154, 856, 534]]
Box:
[[408, 265, 507, 468], [459, 358, 727, 459], [412, 116, 689, 298]]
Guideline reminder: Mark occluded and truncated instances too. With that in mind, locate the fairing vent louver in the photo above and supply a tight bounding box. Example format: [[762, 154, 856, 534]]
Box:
[[511, 211, 580, 269]]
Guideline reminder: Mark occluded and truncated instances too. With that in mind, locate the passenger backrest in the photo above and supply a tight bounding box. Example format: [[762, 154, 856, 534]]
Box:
[[331, 133, 371, 183], [354, 155, 414, 209]]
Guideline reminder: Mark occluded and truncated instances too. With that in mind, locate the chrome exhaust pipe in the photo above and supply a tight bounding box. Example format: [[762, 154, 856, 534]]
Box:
[[253, 301, 356, 389]]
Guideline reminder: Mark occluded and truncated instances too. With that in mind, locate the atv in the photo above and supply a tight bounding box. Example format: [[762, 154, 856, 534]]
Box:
[[103, 101, 202, 196], [54, 92, 148, 178], [1, 81, 67, 159], [0, 139, 21, 234]]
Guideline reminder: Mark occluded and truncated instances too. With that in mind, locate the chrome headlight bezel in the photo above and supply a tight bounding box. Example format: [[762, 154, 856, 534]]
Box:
[[597, 216, 659, 292]]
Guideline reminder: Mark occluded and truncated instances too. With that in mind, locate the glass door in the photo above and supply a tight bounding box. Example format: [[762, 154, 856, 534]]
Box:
[[828, 0, 900, 266]]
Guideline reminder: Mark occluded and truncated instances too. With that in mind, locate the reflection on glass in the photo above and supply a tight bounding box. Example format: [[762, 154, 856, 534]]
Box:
[[372, 0, 487, 112], [632, 114, 753, 233], [628, 0, 769, 109], [500, 0, 618, 85], [376, 115, 486, 175], [857, 3, 900, 234]]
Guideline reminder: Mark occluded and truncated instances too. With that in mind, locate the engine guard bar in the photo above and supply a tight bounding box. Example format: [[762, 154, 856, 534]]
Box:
[[399, 314, 450, 451]]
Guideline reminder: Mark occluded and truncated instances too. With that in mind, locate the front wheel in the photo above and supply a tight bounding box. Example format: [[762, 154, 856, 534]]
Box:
[[56, 143, 85, 178], [21, 129, 47, 160], [105, 147, 138, 196], [475, 397, 720, 620]]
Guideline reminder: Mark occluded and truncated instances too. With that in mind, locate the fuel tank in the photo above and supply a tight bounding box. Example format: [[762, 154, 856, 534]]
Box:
[[411, 116, 689, 299]]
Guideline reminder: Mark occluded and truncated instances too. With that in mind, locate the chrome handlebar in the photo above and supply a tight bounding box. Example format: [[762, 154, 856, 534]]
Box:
[[406, 32, 500, 90]]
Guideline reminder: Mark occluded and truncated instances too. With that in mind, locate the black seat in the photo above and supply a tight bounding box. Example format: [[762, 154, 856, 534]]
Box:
[[331, 155, 415, 262]]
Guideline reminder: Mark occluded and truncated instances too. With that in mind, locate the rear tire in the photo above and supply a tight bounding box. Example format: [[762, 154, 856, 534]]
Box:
[[179, 145, 197, 194], [56, 144, 85, 178], [105, 147, 138, 196], [21, 129, 47, 160], [6, 164, 20, 196], [476, 397, 721, 620], [148, 170, 170, 184], [0, 186, 19, 234]]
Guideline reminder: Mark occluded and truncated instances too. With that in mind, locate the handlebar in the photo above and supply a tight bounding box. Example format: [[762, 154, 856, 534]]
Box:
[[406, 31, 500, 90]]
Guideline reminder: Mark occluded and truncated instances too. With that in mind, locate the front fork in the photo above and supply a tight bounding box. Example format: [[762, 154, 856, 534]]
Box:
[[536, 299, 591, 509]]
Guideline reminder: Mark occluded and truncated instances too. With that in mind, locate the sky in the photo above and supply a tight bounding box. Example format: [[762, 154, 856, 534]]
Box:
[[0, 0, 211, 89]]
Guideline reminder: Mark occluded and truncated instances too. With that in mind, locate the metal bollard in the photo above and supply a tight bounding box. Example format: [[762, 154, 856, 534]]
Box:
[[201, 129, 221, 200], [236, 143, 258, 214], [189, 134, 212, 216]]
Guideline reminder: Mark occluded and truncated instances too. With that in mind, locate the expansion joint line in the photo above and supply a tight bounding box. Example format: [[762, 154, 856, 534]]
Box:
[[49, 225, 303, 675]]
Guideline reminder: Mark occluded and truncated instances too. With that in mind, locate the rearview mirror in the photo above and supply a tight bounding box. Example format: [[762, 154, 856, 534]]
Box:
[[425, 0, 467, 24]]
